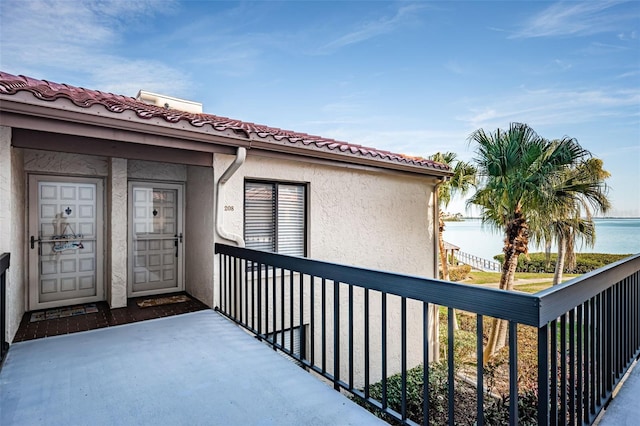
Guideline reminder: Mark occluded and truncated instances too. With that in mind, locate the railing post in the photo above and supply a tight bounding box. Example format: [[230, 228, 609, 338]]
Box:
[[538, 324, 550, 425], [448, 308, 455, 425], [509, 321, 519, 425], [550, 320, 558, 422], [423, 302, 430, 426], [381, 292, 387, 410], [401, 297, 407, 422], [364, 289, 370, 399], [476, 314, 484, 426], [0, 253, 9, 365], [213, 244, 640, 426], [333, 280, 340, 390]]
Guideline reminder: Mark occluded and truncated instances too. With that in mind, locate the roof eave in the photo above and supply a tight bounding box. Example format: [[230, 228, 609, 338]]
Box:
[[0, 93, 452, 178]]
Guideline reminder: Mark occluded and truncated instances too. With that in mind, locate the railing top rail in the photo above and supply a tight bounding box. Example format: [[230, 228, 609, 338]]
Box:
[[535, 252, 640, 326], [216, 245, 640, 328], [0, 253, 9, 273], [215, 244, 541, 326]]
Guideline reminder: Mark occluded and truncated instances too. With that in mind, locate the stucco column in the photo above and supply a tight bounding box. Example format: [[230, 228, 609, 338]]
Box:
[[108, 158, 127, 308], [0, 126, 26, 342], [185, 164, 215, 307], [0, 127, 12, 265]]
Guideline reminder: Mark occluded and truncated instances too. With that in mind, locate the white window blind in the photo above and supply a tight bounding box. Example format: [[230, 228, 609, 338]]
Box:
[[277, 184, 305, 256], [267, 324, 307, 365], [245, 182, 275, 252], [245, 181, 306, 256]]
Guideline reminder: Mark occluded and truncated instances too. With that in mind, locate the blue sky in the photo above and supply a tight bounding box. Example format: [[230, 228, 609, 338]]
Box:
[[1, 0, 639, 216]]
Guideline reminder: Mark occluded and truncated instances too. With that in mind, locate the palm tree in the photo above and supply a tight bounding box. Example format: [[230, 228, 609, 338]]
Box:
[[428, 152, 476, 281], [545, 158, 611, 285], [467, 123, 594, 359]]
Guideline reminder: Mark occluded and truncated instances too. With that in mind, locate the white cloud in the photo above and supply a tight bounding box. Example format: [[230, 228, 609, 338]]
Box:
[[318, 3, 425, 53], [615, 70, 640, 79], [618, 30, 638, 40], [313, 127, 471, 160], [554, 59, 573, 71], [511, 1, 635, 39], [184, 41, 262, 78], [91, 60, 189, 96], [444, 61, 465, 75], [459, 86, 640, 130], [0, 0, 185, 96], [579, 41, 631, 55]]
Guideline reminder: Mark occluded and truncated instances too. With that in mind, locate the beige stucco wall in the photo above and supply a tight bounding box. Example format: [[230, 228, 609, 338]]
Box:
[[23, 149, 109, 176], [108, 158, 128, 308], [213, 152, 438, 386], [0, 127, 26, 343], [214, 152, 435, 275], [128, 160, 186, 182], [185, 164, 215, 306]]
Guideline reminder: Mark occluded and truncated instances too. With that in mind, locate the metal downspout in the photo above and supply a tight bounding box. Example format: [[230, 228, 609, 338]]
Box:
[[433, 176, 448, 278], [430, 175, 448, 363], [215, 147, 247, 247]]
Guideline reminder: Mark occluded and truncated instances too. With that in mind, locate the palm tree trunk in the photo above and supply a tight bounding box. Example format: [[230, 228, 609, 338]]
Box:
[[565, 229, 577, 271], [544, 240, 552, 269], [483, 250, 519, 361], [484, 213, 527, 362], [553, 235, 566, 285]]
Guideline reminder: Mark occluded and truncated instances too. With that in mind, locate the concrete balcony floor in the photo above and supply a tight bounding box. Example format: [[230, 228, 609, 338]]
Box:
[[597, 358, 640, 426], [1, 310, 384, 426]]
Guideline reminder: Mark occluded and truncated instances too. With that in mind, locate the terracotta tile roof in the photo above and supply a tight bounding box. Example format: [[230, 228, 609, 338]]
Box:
[[0, 71, 450, 172]]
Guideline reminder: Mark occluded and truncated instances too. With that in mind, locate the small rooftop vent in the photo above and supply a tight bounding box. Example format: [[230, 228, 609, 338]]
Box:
[[135, 90, 202, 114]]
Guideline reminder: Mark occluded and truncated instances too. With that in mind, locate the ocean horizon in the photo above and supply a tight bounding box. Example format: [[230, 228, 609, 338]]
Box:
[[444, 218, 640, 261]]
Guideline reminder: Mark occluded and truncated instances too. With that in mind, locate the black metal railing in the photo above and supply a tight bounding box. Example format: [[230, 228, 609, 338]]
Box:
[[454, 250, 502, 272], [534, 254, 640, 425], [215, 243, 640, 425], [0, 253, 10, 367]]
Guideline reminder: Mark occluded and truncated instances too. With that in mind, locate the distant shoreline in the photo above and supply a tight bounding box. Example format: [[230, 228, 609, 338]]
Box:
[[444, 218, 639, 259], [445, 216, 640, 220]]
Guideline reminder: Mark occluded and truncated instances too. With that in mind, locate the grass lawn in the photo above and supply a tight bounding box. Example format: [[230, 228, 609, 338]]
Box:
[[462, 271, 580, 293]]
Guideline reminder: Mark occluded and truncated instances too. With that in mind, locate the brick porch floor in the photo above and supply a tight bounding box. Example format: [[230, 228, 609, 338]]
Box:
[[12, 292, 208, 342]]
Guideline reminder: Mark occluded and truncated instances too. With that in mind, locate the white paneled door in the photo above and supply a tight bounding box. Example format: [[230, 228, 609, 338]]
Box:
[[128, 182, 184, 296], [28, 176, 104, 310]]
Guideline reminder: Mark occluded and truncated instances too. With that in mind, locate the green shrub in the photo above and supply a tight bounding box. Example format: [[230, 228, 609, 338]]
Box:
[[439, 324, 476, 364], [482, 350, 539, 425], [354, 340, 540, 425], [482, 388, 539, 425], [493, 252, 631, 274], [359, 362, 476, 425], [449, 264, 472, 281]]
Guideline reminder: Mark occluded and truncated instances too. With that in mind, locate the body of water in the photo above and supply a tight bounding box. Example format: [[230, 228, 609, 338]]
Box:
[[444, 218, 640, 261]]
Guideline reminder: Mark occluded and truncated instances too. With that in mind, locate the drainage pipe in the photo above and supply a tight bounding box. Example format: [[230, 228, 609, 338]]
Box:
[[433, 175, 449, 279], [215, 147, 247, 247], [430, 175, 449, 363]]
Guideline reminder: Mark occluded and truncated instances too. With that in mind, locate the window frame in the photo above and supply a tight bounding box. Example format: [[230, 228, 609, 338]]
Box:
[[266, 324, 309, 365], [243, 179, 308, 257]]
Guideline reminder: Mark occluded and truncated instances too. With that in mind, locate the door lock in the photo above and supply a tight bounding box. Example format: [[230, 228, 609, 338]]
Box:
[[174, 233, 183, 257]]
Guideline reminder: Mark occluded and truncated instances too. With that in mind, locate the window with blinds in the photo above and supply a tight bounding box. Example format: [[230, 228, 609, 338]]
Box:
[[266, 324, 308, 366], [244, 181, 306, 256]]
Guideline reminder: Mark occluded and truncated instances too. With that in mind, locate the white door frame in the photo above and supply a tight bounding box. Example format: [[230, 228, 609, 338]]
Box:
[[28, 174, 105, 310], [127, 181, 185, 297]]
